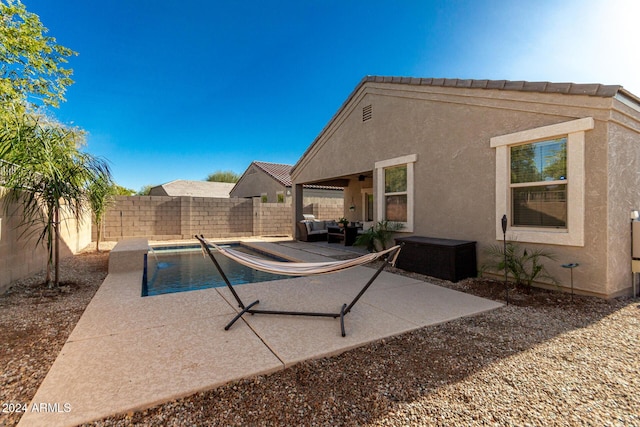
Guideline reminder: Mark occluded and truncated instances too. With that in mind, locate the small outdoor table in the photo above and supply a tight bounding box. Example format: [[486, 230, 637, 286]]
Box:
[[327, 225, 360, 246]]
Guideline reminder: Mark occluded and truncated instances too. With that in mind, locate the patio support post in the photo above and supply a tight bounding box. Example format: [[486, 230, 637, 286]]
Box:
[[293, 183, 304, 239]]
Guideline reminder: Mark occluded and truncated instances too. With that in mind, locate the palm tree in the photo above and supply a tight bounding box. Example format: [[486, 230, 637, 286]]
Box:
[[87, 171, 116, 252], [0, 112, 111, 286]]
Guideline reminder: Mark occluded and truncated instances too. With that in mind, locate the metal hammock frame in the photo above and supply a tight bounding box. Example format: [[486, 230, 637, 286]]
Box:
[[195, 235, 402, 337]]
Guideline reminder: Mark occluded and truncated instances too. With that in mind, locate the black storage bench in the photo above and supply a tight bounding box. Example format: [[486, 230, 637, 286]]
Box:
[[394, 236, 477, 282]]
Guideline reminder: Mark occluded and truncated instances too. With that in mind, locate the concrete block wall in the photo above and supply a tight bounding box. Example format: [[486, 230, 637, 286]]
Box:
[[188, 197, 253, 238], [96, 196, 182, 240], [1, 190, 91, 293], [59, 204, 93, 253], [94, 195, 344, 242], [253, 202, 292, 236], [303, 199, 344, 221], [95, 196, 256, 241], [0, 196, 47, 292]]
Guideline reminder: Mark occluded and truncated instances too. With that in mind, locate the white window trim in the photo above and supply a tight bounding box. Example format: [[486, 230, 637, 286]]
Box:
[[375, 154, 417, 232], [491, 117, 593, 246]]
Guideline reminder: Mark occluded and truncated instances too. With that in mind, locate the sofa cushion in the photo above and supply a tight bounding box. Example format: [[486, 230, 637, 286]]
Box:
[[311, 220, 326, 231], [308, 229, 328, 235]]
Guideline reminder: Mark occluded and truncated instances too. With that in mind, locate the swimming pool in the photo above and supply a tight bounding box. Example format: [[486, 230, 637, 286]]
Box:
[[143, 244, 293, 296]]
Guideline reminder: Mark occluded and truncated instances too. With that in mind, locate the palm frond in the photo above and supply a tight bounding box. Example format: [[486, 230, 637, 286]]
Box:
[[1, 111, 112, 285]]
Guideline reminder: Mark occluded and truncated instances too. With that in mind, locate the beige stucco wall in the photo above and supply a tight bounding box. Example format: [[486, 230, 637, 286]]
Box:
[[342, 177, 374, 223], [605, 100, 640, 296], [292, 81, 640, 297]]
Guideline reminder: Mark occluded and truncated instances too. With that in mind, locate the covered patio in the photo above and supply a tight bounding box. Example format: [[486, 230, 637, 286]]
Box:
[[292, 170, 375, 239]]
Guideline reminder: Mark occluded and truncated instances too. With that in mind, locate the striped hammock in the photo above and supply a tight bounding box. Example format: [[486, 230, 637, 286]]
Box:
[[199, 238, 401, 276]]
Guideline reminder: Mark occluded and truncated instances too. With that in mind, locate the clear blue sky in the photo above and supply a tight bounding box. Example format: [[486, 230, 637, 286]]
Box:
[[23, 0, 640, 192]]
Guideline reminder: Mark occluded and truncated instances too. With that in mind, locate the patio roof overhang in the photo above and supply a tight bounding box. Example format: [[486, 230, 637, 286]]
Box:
[[295, 171, 373, 189]]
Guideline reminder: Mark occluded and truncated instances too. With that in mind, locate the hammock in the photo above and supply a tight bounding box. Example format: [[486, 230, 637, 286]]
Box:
[[195, 235, 402, 337], [199, 238, 401, 276]]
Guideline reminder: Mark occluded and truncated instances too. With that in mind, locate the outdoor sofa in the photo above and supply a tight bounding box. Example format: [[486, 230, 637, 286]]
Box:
[[297, 215, 336, 242]]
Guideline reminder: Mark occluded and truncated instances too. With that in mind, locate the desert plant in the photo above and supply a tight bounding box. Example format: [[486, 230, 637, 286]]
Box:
[[87, 171, 116, 252], [1, 112, 111, 286], [481, 242, 558, 290], [355, 220, 403, 252]]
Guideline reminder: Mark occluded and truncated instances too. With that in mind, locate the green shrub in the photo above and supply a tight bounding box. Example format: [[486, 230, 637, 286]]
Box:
[[354, 220, 403, 252], [481, 242, 558, 289]]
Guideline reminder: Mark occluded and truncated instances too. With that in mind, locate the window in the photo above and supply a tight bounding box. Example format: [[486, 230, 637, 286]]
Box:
[[384, 165, 408, 222], [491, 117, 593, 246], [511, 138, 567, 227], [375, 154, 417, 232]]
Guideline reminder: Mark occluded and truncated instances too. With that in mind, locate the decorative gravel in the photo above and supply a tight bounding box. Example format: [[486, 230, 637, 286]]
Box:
[[1, 250, 639, 426]]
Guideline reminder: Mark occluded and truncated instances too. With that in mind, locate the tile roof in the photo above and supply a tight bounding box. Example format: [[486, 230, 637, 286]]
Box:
[[252, 161, 343, 190], [292, 76, 640, 176], [361, 75, 627, 97], [253, 161, 293, 187]]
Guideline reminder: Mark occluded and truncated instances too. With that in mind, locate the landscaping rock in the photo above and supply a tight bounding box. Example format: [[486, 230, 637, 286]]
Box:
[[1, 250, 639, 426]]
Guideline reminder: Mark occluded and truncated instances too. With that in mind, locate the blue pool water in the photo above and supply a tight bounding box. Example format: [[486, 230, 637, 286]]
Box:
[[143, 245, 292, 296]]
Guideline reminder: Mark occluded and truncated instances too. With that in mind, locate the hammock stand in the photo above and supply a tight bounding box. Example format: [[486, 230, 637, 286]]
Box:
[[195, 235, 402, 337]]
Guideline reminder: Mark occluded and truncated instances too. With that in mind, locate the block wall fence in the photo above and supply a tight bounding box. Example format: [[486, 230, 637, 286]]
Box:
[[1, 192, 343, 292], [1, 190, 92, 293], [302, 197, 344, 221], [93, 196, 344, 242]]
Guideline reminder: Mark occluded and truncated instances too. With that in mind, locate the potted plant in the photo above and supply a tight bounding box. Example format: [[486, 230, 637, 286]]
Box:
[[337, 217, 349, 228]]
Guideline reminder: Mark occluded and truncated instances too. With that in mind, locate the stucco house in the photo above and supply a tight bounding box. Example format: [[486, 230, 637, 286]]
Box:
[[148, 180, 235, 198], [290, 76, 640, 298], [231, 161, 343, 217]]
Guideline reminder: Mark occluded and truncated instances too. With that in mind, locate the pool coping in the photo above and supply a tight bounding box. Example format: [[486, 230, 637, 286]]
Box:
[[18, 238, 503, 427]]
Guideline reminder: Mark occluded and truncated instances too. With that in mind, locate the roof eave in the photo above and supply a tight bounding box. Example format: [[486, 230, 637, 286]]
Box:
[[291, 75, 637, 178]]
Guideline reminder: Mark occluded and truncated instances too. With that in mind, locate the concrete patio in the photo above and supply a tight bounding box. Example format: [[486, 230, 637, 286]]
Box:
[[18, 239, 502, 427]]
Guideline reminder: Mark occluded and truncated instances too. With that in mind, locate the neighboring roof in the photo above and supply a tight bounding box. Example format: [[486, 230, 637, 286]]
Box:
[[252, 161, 293, 187], [150, 180, 235, 198], [292, 75, 640, 175], [238, 161, 343, 191]]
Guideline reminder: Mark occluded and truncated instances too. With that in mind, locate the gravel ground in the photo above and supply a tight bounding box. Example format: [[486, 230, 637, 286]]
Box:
[[1, 250, 639, 426], [0, 250, 108, 427]]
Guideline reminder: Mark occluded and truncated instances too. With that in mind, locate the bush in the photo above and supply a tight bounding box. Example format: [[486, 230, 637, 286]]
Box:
[[481, 242, 558, 290], [354, 220, 403, 252]]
